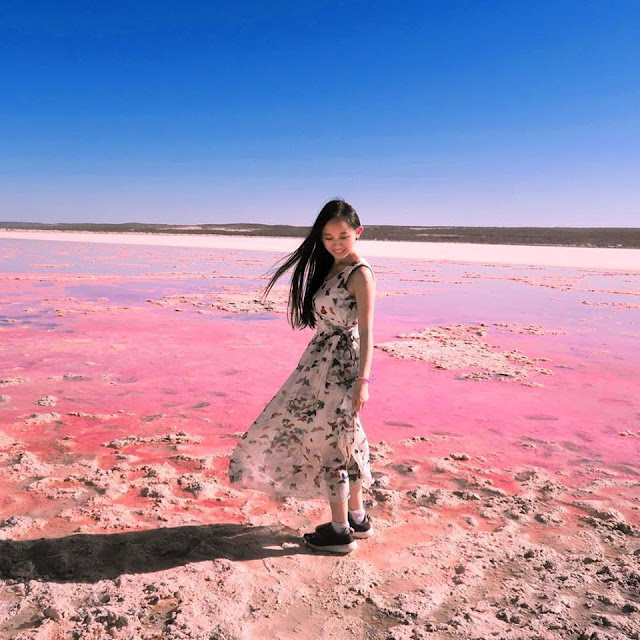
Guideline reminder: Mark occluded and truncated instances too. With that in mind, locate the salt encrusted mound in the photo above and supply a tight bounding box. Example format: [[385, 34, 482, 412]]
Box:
[[36, 395, 58, 406], [67, 410, 120, 420], [582, 299, 640, 310], [0, 377, 28, 387], [1, 451, 54, 480], [47, 373, 90, 381], [493, 322, 567, 335], [0, 515, 46, 540], [103, 431, 202, 449], [376, 324, 553, 386], [147, 286, 290, 315], [24, 412, 62, 425], [0, 431, 21, 450]]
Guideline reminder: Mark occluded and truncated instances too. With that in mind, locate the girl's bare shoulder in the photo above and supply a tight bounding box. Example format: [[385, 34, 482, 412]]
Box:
[[346, 262, 375, 294]]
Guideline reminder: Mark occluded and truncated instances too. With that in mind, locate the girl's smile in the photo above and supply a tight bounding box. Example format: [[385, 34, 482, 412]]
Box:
[[322, 218, 363, 263]]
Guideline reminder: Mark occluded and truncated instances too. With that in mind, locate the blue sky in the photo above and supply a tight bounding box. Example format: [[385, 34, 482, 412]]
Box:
[[1, 1, 639, 226]]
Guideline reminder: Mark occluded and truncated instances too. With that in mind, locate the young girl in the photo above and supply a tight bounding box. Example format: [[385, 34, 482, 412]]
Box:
[[228, 199, 375, 554]]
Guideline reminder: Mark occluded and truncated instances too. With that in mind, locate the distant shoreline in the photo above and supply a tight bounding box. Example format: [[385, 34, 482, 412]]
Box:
[[2, 229, 640, 272], [1, 221, 639, 249]]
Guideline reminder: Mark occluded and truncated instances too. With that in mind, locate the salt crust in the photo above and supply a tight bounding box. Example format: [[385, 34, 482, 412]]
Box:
[[0, 378, 28, 388], [0, 440, 638, 639], [146, 286, 290, 315], [376, 324, 554, 386]]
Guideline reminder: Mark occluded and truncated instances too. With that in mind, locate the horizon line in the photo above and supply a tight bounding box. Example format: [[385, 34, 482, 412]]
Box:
[[2, 221, 639, 231]]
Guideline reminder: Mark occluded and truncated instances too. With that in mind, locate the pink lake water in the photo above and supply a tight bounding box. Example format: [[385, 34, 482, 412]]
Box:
[[1, 238, 639, 523]]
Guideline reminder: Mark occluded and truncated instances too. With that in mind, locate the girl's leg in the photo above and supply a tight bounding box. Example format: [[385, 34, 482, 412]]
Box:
[[329, 469, 350, 527], [319, 463, 364, 527], [329, 480, 363, 524], [330, 499, 348, 523], [303, 472, 356, 553], [346, 476, 373, 538], [324, 467, 350, 523], [303, 467, 365, 552], [347, 481, 363, 512]]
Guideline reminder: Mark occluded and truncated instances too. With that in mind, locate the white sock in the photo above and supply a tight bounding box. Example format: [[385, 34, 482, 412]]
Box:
[[331, 520, 349, 534], [349, 509, 366, 524]]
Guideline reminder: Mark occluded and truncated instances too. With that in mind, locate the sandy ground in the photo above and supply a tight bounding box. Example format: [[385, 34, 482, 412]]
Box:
[[1, 229, 640, 271], [0, 237, 639, 639]]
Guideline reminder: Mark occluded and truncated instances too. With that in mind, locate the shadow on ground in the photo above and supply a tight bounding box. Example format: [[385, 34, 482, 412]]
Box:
[[0, 523, 306, 583]]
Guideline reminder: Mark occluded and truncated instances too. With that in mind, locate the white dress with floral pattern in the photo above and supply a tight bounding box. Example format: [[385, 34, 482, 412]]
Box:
[[228, 260, 373, 501]]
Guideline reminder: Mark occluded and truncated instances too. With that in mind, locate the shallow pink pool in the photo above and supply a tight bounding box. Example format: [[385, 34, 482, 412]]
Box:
[[1, 238, 638, 501]]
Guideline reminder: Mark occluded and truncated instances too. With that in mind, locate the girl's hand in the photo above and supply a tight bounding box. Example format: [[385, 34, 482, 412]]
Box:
[[352, 380, 369, 413]]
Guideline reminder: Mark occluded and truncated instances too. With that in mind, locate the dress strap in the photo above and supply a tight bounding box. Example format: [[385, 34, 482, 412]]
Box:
[[344, 260, 375, 283]]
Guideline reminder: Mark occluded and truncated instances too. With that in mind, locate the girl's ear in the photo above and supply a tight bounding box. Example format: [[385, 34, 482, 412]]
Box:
[[356, 225, 364, 239]]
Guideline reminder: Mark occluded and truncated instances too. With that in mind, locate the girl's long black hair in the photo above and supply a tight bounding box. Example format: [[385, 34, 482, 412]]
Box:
[[263, 199, 361, 329]]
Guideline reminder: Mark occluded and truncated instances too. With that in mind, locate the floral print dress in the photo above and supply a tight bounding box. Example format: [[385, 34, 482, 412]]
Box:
[[228, 260, 373, 501]]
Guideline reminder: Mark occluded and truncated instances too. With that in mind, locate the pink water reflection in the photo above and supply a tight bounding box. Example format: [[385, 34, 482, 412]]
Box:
[[1, 238, 638, 481]]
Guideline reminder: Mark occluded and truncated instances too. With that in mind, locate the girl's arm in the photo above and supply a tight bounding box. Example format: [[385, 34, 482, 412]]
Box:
[[348, 266, 376, 412]]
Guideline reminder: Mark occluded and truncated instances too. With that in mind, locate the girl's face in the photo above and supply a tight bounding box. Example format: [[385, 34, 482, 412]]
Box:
[[321, 218, 363, 262]]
